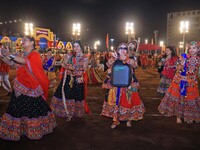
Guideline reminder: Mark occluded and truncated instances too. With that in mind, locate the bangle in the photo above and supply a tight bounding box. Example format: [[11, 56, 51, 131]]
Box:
[[9, 54, 16, 60]]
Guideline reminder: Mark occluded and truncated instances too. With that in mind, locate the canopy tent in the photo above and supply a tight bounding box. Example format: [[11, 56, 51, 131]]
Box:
[[138, 44, 160, 50]]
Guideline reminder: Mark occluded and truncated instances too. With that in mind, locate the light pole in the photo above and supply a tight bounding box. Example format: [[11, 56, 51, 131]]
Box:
[[94, 41, 100, 50], [125, 22, 134, 42], [179, 42, 184, 49], [110, 39, 114, 51], [110, 39, 114, 45], [179, 41, 184, 55], [72, 23, 81, 40], [110, 46, 114, 51], [179, 21, 189, 53], [159, 41, 164, 47], [24, 23, 34, 36], [159, 41, 165, 52], [145, 39, 148, 44]]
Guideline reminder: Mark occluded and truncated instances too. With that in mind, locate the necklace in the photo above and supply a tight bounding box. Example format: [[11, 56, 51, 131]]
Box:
[[186, 55, 198, 74]]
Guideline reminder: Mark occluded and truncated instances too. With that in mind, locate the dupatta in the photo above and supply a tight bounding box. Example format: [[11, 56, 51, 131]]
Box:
[[180, 53, 187, 96], [20, 51, 50, 99]]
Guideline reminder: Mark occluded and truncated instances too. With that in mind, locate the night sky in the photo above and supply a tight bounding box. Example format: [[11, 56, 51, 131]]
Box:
[[1, 0, 200, 47]]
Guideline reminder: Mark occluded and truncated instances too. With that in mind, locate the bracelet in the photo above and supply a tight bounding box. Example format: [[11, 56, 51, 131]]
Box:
[[9, 54, 16, 60]]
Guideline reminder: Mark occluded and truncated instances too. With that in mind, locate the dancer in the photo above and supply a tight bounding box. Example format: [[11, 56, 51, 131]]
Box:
[[157, 46, 178, 96], [43, 49, 57, 91], [51, 40, 90, 121], [128, 40, 139, 83], [0, 55, 12, 96], [87, 51, 103, 84], [101, 43, 145, 129], [54, 52, 63, 74], [158, 41, 200, 124], [0, 36, 56, 141], [140, 52, 148, 69]]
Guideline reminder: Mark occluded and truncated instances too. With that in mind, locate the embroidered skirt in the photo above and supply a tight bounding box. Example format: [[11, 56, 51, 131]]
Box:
[[51, 75, 85, 117], [158, 79, 200, 123], [87, 68, 103, 84], [101, 86, 146, 121], [0, 92, 57, 141], [157, 75, 172, 95]]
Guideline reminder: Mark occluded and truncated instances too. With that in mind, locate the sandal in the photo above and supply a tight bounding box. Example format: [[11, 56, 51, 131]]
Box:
[[111, 121, 120, 129], [66, 116, 72, 122], [176, 117, 182, 124]]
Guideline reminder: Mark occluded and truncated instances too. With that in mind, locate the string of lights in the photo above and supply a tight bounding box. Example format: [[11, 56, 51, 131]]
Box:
[[0, 19, 23, 25]]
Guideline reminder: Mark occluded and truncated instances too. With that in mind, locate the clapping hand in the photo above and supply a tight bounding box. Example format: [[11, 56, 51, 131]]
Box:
[[0, 46, 10, 57], [110, 52, 118, 59]]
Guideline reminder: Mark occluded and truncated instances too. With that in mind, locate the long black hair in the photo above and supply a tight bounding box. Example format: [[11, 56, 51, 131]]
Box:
[[166, 45, 177, 56], [72, 40, 83, 51]]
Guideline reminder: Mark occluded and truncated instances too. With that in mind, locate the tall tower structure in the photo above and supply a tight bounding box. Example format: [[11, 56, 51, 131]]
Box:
[[167, 10, 200, 51]]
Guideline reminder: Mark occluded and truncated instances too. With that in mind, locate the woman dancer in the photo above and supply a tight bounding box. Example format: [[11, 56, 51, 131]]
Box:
[[157, 46, 178, 96], [158, 41, 200, 123], [87, 51, 103, 84], [43, 49, 57, 91], [101, 43, 145, 129], [51, 40, 90, 121], [0, 36, 56, 141]]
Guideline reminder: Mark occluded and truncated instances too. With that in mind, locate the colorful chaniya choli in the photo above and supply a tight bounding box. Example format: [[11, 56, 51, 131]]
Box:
[[51, 54, 90, 118], [101, 59, 145, 121], [0, 51, 56, 141], [87, 57, 103, 84], [43, 56, 57, 89], [158, 54, 200, 123], [157, 56, 178, 95]]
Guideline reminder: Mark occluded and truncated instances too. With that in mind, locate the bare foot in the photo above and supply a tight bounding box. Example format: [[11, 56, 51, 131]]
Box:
[[176, 117, 182, 124]]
